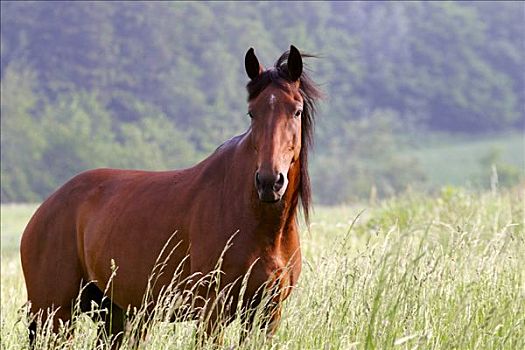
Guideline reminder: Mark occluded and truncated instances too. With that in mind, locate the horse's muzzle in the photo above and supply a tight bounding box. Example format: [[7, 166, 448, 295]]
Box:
[[255, 171, 286, 202]]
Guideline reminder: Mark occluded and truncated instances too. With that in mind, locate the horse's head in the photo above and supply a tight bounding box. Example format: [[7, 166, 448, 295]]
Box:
[[245, 45, 305, 203]]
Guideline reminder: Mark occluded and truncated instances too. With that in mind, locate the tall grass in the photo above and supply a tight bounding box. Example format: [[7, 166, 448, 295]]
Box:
[[1, 187, 524, 349]]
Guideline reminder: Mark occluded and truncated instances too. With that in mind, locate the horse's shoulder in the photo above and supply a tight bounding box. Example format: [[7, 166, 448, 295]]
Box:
[[190, 134, 244, 178]]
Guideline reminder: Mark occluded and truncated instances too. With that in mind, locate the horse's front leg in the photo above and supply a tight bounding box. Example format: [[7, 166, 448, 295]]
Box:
[[262, 299, 283, 337], [196, 292, 236, 348], [238, 286, 284, 345], [202, 300, 226, 346]]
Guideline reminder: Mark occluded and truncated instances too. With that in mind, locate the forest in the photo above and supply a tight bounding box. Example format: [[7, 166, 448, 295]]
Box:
[[1, 1, 524, 203]]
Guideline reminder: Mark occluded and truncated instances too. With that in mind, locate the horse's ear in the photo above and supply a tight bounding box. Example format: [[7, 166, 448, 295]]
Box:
[[245, 47, 263, 80], [288, 45, 303, 81]]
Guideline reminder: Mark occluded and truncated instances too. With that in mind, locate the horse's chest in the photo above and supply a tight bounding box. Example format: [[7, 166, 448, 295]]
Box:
[[240, 247, 299, 299]]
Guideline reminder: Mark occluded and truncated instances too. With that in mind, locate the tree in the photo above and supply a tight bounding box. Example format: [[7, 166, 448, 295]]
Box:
[[0, 64, 45, 201]]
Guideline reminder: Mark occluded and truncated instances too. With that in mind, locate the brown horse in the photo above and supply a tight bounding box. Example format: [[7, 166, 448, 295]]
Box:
[[20, 45, 321, 347]]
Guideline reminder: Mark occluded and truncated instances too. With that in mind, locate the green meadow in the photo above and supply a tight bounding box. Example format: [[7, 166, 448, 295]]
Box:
[[408, 132, 524, 188], [1, 187, 524, 349]]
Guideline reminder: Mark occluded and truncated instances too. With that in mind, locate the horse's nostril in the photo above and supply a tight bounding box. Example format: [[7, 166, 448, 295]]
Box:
[[277, 173, 284, 185], [255, 172, 261, 186], [274, 173, 285, 191]]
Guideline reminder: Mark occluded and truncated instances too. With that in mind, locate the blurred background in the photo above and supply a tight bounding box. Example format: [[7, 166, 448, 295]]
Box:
[[1, 1, 524, 205]]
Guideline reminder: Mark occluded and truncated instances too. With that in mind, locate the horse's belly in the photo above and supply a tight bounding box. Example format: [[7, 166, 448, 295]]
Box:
[[82, 215, 191, 309]]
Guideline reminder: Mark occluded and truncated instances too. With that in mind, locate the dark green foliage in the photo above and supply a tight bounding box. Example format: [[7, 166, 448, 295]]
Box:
[[1, 2, 523, 203], [1, 64, 44, 202]]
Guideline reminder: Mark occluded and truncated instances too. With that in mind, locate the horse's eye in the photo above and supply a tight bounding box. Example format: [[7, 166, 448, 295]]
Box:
[[294, 110, 302, 118], [247, 111, 254, 119]]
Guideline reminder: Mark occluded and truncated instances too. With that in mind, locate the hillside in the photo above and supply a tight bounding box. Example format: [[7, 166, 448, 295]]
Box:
[[1, 2, 524, 203]]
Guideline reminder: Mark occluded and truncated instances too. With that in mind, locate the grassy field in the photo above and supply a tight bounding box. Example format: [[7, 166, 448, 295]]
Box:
[[408, 131, 524, 188], [1, 188, 524, 349]]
